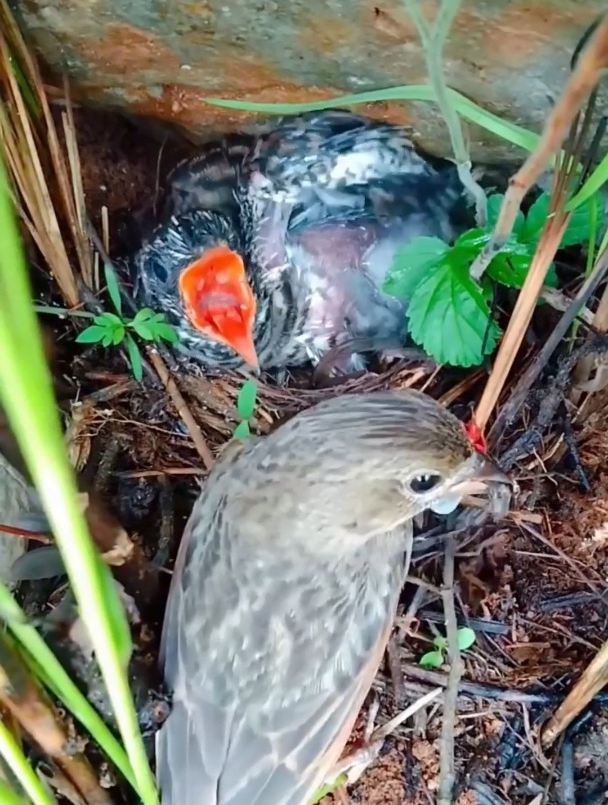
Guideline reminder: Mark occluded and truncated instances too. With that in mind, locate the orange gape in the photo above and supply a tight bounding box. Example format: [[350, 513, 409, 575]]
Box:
[[178, 245, 259, 368]]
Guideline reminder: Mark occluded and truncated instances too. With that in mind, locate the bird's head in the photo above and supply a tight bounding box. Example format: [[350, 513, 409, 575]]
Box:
[[226, 390, 512, 556], [137, 210, 260, 368]]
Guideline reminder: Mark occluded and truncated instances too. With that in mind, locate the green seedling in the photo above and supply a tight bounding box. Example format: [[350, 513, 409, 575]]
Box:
[[419, 626, 476, 669], [75, 263, 177, 380], [383, 191, 602, 368], [233, 378, 258, 439]]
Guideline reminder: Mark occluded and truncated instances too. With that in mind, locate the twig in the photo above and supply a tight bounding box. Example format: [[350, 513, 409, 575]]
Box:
[[401, 0, 487, 224], [85, 220, 214, 469], [469, 12, 608, 280], [0, 630, 115, 805], [487, 250, 608, 443], [146, 350, 214, 470], [542, 637, 608, 748], [437, 539, 461, 805]]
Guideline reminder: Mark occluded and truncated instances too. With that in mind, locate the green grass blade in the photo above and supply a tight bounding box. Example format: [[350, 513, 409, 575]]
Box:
[[0, 157, 158, 804], [0, 780, 34, 805], [204, 85, 540, 153], [0, 721, 57, 805], [0, 585, 136, 789]]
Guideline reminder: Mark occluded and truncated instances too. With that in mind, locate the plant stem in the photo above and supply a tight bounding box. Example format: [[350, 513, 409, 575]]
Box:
[[33, 304, 95, 319], [401, 0, 487, 225], [0, 156, 158, 804], [0, 721, 56, 805]]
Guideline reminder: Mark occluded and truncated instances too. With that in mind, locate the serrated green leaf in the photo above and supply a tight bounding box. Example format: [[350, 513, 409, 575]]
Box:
[[486, 253, 530, 288], [524, 191, 603, 248], [130, 320, 155, 340], [94, 311, 123, 327], [561, 194, 604, 247], [151, 323, 179, 344], [125, 335, 143, 382], [522, 193, 550, 241], [457, 627, 476, 651], [233, 420, 251, 440], [104, 263, 123, 316], [406, 260, 500, 367], [236, 378, 257, 420], [419, 650, 444, 668], [383, 236, 448, 299], [75, 325, 107, 344], [111, 323, 126, 345], [486, 193, 525, 236]]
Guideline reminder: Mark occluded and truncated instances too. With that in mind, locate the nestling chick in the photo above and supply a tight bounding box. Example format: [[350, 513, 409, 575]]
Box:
[[156, 389, 510, 805], [132, 110, 469, 373]]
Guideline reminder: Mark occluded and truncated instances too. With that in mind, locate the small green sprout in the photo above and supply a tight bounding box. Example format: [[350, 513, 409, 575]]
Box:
[[233, 378, 257, 439], [75, 264, 177, 380], [419, 626, 476, 669]]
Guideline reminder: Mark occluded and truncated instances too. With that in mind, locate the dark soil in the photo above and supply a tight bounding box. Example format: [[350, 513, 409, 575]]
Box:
[[19, 101, 608, 805]]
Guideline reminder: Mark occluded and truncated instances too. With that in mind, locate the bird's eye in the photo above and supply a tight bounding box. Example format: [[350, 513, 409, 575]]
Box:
[[409, 474, 443, 494]]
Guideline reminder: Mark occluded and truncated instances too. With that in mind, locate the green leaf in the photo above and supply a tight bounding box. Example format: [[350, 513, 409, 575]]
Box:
[[544, 262, 558, 288], [125, 334, 143, 382], [75, 325, 107, 344], [104, 263, 123, 316], [486, 193, 525, 236], [561, 194, 604, 247], [406, 260, 501, 367], [131, 308, 156, 324], [383, 236, 449, 299], [457, 627, 477, 652], [310, 774, 348, 804], [151, 323, 179, 344], [233, 420, 251, 440], [236, 378, 257, 420], [433, 635, 448, 651], [94, 311, 123, 327], [486, 253, 530, 288], [101, 332, 113, 348], [522, 193, 550, 241], [419, 650, 444, 669], [130, 319, 155, 340], [111, 322, 126, 345]]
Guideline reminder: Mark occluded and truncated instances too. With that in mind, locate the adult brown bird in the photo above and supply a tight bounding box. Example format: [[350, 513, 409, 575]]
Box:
[[132, 111, 470, 373], [156, 389, 510, 805]]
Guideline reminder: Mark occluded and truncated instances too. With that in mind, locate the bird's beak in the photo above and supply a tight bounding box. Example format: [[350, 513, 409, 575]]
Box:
[[178, 246, 259, 369], [450, 452, 512, 499], [430, 453, 512, 515]]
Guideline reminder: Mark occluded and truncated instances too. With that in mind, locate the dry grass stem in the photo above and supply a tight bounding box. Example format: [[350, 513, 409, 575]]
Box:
[[469, 12, 608, 281]]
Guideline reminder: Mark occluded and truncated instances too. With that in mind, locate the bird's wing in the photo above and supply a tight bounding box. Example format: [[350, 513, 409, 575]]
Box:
[[157, 502, 410, 805], [246, 110, 434, 202]]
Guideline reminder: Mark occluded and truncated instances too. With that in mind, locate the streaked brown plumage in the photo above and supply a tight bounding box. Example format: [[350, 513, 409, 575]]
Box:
[[156, 390, 510, 805]]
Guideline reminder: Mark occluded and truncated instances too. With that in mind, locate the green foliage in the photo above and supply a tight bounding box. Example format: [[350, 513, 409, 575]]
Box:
[[310, 773, 348, 804], [419, 627, 477, 668], [75, 265, 177, 381], [384, 191, 602, 367], [233, 378, 258, 440], [0, 155, 158, 803]]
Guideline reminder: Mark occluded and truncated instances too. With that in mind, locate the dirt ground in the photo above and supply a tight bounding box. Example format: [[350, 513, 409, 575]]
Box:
[[23, 103, 608, 805]]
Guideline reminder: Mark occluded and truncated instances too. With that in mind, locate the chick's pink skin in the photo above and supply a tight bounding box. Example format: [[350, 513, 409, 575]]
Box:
[[157, 389, 509, 805]]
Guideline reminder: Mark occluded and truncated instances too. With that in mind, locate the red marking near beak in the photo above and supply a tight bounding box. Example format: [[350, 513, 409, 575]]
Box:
[[178, 246, 259, 369], [463, 419, 487, 454]]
